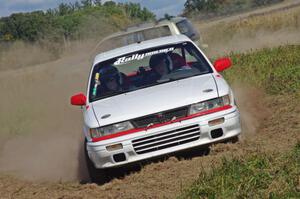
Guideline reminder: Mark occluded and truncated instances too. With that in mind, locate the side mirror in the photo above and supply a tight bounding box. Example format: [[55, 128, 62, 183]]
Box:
[[213, 58, 232, 72], [70, 93, 86, 106]]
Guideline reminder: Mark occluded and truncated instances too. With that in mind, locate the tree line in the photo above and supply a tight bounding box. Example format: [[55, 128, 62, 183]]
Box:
[[0, 0, 155, 43]]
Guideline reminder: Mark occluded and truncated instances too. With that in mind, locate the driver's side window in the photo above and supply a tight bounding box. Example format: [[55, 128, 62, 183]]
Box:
[[184, 44, 210, 73], [171, 47, 197, 63], [185, 49, 197, 63], [169, 48, 190, 71]]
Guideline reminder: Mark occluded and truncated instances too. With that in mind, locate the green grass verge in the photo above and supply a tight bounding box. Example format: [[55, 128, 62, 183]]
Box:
[[179, 143, 300, 199], [223, 45, 300, 95], [179, 45, 300, 198]]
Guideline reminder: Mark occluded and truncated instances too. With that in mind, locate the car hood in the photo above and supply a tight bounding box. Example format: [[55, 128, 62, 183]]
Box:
[[92, 74, 218, 126]]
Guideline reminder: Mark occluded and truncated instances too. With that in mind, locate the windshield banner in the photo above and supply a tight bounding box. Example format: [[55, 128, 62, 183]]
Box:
[[114, 47, 174, 65]]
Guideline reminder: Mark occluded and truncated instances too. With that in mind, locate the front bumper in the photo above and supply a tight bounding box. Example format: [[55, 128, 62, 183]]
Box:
[[86, 106, 241, 169]]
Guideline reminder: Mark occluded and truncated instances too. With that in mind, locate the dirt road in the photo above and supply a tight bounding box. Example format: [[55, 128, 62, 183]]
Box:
[[0, 1, 300, 198]]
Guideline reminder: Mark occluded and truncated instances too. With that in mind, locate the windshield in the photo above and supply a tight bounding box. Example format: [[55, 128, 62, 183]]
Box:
[[89, 42, 213, 102]]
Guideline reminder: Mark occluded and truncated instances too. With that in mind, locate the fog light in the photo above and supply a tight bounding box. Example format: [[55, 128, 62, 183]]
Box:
[[208, 118, 225, 126], [106, 143, 123, 151], [113, 153, 126, 162]]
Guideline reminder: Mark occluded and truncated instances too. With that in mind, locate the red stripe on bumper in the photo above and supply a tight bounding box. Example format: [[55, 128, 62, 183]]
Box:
[[92, 105, 232, 142]]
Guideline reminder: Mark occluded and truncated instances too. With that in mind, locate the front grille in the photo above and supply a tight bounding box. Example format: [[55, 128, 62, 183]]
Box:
[[132, 124, 200, 154], [132, 107, 188, 128]]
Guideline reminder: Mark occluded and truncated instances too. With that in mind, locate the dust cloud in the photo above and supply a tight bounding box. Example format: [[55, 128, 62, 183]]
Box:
[[231, 85, 270, 139], [0, 43, 92, 182], [204, 29, 300, 57], [0, 35, 135, 182], [0, 39, 97, 71], [0, 41, 56, 71]]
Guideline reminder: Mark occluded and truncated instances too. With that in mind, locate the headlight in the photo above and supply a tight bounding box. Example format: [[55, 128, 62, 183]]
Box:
[[189, 95, 230, 115], [90, 121, 134, 139]]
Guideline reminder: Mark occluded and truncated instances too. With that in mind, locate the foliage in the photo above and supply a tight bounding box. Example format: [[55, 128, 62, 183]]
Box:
[[179, 143, 300, 199], [183, 0, 283, 18], [0, 0, 155, 43], [224, 45, 300, 95]]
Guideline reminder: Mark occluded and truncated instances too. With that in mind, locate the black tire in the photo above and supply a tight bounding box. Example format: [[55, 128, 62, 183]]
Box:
[[230, 136, 239, 143], [84, 140, 108, 184], [221, 135, 240, 144], [226, 135, 240, 144]]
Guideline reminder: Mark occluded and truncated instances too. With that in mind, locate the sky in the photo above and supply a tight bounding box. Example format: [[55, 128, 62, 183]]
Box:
[[0, 0, 186, 18]]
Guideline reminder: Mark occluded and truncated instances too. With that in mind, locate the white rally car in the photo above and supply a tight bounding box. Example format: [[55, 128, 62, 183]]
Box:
[[71, 35, 241, 183]]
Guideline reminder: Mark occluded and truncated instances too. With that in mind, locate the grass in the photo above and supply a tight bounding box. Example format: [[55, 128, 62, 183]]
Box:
[[179, 44, 300, 198], [224, 45, 300, 95], [179, 143, 300, 199], [186, 0, 284, 19], [199, 4, 300, 53], [199, 2, 300, 91]]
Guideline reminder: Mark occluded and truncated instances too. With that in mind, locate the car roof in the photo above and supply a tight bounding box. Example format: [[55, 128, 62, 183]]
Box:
[[103, 17, 185, 39], [93, 34, 191, 65]]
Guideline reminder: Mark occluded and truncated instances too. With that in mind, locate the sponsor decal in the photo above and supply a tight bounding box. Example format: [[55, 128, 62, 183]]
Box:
[[114, 47, 174, 65], [92, 72, 100, 96]]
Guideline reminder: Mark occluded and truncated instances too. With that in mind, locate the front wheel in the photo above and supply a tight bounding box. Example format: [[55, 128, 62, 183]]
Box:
[[225, 135, 240, 144], [84, 141, 108, 184]]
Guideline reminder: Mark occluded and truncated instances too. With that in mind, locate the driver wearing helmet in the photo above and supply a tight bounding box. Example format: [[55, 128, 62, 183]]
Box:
[[99, 65, 123, 95], [145, 53, 173, 84]]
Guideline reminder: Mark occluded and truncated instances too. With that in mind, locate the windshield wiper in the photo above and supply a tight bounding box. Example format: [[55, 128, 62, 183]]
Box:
[[156, 72, 210, 84], [156, 78, 171, 83], [91, 90, 127, 101]]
